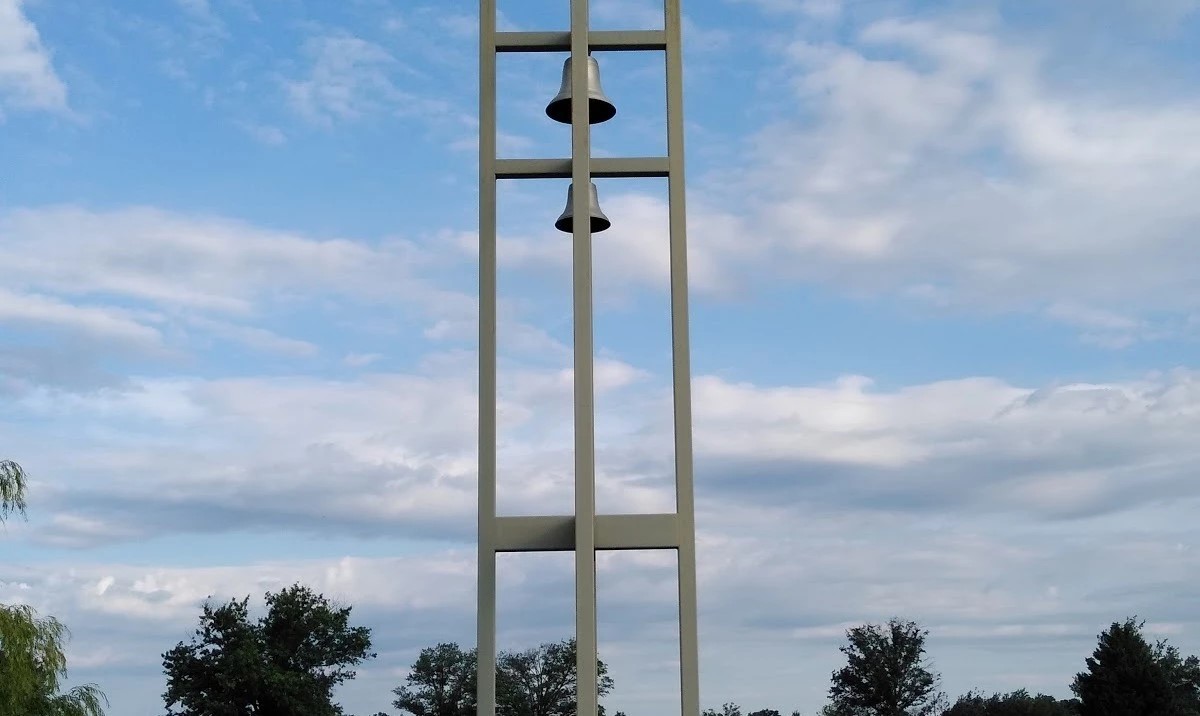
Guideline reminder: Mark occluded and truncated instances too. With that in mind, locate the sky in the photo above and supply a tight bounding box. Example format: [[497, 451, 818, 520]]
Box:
[[2, 0, 1200, 713]]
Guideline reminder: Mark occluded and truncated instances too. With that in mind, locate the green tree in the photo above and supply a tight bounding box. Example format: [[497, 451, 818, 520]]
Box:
[[1072, 618, 1179, 716], [0, 604, 109, 716], [1153, 640, 1200, 715], [702, 704, 742, 716], [1, 459, 28, 524], [392, 639, 614, 716], [748, 709, 781, 716], [944, 689, 1079, 716], [392, 643, 477, 716], [162, 583, 375, 716], [1, 461, 109, 716], [828, 618, 945, 716], [496, 638, 614, 716]]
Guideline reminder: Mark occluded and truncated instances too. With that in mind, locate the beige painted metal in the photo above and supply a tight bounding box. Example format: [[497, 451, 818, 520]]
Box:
[[478, 1, 699, 715], [568, 1, 600, 714], [663, 1, 702, 713], [496, 30, 668, 52], [495, 514, 680, 552], [477, 3, 498, 716], [496, 157, 670, 179]]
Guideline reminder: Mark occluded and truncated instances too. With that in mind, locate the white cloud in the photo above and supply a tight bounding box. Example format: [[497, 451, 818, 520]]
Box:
[[0, 204, 469, 317], [184, 316, 318, 357], [285, 31, 467, 129], [286, 33, 399, 125], [343, 352, 383, 368], [236, 121, 287, 146], [9, 357, 1200, 552], [694, 369, 1200, 518], [0, 204, 484, 393], [726, 15, 1200, 325], [0, 288, 162, 348], [0, 0, 68, 113], [540, 10, 1200, 340]]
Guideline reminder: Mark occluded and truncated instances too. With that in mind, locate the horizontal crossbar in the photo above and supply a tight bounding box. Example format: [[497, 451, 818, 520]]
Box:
[[495, 157, 670, 179], [494, 513, 679, 552], [496, 30, 667, 53]]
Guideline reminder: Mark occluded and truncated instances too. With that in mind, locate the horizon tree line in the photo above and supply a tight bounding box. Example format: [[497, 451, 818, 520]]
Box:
[[5, 462, 1200, 715]]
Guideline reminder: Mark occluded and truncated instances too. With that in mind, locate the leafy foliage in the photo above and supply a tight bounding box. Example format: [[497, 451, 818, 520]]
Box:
[[1153, 639, 1200, 715], [1072, 618, 1200, 716], [0, 603, 109, 716], [702, 704, 743, 716], [496, 638, 613, 716], [1, 459, 28, 525], [828, 618, 945, 716], [1, 462, 108, 716], [162, 583, 375, 716], [944, 689, 1079, 716], [393, 639, 612, 716], [392, 643, 477, 716]]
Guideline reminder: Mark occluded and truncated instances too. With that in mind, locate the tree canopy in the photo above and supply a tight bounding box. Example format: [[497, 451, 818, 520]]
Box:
[[944, 689, 1080, 716], [828, 618, 945, 716], [1, 461, 108, 716], [1, 459, 28, 525], [1072, 618, 1200, 716], [497, 638, 614, 716], [392, 642, 477, 716], [0, 603, 109, 716], [162, 583, 375, 716], [393, 639, 613, 716], [702, 703, 743, 716]]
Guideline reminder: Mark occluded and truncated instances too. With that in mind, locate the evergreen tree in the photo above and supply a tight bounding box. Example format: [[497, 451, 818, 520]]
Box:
[[1072, 618, 1176, 716]]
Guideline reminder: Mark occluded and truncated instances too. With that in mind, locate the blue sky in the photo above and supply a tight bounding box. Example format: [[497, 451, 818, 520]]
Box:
[[3, 0, 1200, 714]]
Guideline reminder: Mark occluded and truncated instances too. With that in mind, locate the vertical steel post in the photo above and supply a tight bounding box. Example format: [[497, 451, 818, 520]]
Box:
[[664, 2, 700, 715], [477, 1, 498, 716], [569, 1, 599, 715]]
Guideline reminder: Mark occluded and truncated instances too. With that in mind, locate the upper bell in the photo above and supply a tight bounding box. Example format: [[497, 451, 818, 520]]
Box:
[[555, 181, 611, 233], [545, 56, 617, 125]]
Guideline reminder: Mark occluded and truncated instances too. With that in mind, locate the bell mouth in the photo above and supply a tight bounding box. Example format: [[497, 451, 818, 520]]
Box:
[[554, 214, 612, 233], [545, 96, 618, 125]]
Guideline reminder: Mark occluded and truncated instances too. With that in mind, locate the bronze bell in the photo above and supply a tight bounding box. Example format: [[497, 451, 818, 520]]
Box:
[[545, 56, 617, 125], [555, 182, 611, 233]]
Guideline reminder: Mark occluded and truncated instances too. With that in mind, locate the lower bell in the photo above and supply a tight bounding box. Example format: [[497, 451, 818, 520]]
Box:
[[555, 182, 611, 233]]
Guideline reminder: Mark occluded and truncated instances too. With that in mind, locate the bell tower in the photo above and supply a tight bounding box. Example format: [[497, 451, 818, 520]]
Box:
[[477, 2, 700, 715]]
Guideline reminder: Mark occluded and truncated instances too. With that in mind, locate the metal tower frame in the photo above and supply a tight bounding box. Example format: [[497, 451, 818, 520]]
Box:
[[478, 2, 699, 715]]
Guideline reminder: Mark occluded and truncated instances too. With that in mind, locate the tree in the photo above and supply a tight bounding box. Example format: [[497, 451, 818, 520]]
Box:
[[944, 689, 1079, 716], [162, 583, 375, 716], [1153, 640, 1200, 715], [1072, 618, 1180, 716], [828, 618, 945, 716], [703, 704, 742, 716], [1, 461, 108, 716], [0, 603, 109, 716], [392, 643, 477, 716], [748, 709, 782, 716], [496, 638, 614, 716], [1, 459, 28, 524], [392, 639, 614, 716]]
